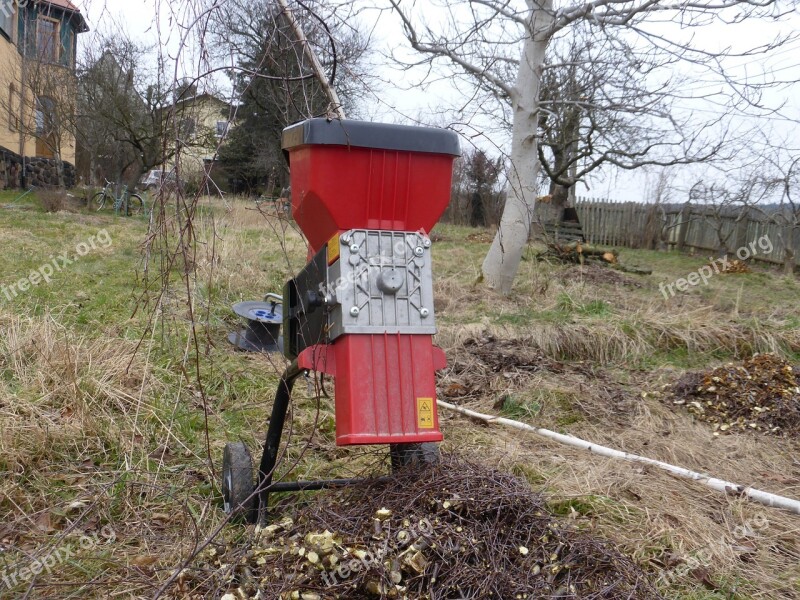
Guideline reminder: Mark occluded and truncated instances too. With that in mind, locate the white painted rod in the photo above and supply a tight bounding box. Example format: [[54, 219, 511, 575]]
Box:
[[275, 0, 346, 119], [437, 400, 800, 515]]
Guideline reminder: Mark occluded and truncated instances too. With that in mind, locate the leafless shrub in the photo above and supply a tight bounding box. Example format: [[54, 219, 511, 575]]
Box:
[[38, 189, 66, 213]]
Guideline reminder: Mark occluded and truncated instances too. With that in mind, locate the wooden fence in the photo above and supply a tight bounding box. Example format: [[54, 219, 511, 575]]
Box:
[[552, 197, 800, 267]]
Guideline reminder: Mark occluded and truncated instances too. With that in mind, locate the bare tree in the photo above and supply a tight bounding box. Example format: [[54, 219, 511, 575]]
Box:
[[388, 0, 795, 293], [690, 164, 782, 258], [443, 148, 505, 226], [537, 27, 723, 210], [76, 34, 176, 187], [770, 155, 800, 275], [20, 56, 78, 187], [209, 0, 370, 192], [640, 168, 676, 251]]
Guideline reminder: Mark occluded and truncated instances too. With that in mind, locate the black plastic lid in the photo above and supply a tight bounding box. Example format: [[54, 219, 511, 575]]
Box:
[[282, 118, 461, 157]]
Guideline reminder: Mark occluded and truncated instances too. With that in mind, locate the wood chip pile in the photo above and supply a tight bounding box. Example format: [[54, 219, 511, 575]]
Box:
[[670, 354, 800, 437], [716, 258, 750, 274]]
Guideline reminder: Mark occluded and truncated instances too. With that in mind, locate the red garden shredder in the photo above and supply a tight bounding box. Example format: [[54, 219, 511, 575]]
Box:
[[221, 119, 461, 523]]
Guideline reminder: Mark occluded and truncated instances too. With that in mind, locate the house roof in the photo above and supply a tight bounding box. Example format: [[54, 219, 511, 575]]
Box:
[[174, 92, 233, 109], [44, 0, 80, 10], [39, 0, 89, 33]]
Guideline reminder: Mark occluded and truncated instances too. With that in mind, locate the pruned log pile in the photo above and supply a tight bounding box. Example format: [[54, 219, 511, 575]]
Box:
[[537, 242, 652, 275]]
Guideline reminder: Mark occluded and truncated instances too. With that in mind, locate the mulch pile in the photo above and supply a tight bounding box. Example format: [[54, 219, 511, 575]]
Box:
[[215, 458, 663, 599], [670, 354, 800, 437], [716, 258, 750, 274], [465, 231, 494, 243]]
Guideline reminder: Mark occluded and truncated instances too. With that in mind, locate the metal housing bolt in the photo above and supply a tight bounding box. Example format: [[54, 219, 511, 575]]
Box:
[[422, 238, 431, 248], [420, 308, 430, 318], [349, 244, 360, 254], [350, 306, 360, 317], [414, 246, 424, 257], [341, 233, 351, 244]]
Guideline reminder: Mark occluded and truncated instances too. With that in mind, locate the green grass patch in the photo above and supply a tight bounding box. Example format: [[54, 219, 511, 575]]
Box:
[[498, 394, 542, 420]]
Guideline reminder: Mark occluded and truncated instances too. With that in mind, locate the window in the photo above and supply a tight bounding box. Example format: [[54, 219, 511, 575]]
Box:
[[35, 96, 56, 135], [215, 120, 229, 137], [8, 84, 17, 131], [36, 16, 58, 62], [0, 1, 13, 39], [59, 26, 75, 68], [178, 117, 196, 139]]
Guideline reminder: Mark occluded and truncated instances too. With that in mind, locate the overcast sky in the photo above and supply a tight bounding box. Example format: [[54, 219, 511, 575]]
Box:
[[77, 0, 800, 203]]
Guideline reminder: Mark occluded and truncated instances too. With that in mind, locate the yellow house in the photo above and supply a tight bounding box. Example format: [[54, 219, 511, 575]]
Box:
[[0, 0, 87, 189], [170, 92, 233, 175]]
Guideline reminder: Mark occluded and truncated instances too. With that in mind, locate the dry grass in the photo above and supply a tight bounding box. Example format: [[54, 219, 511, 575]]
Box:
[[437, 332, 800, 599], [0, 312, 150, 471], [1, 204, 799, 598]]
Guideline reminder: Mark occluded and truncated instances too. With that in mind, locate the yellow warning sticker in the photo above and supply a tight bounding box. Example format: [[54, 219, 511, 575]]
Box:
[[417, 397, 434, 429], [327, 233, 341, 265]]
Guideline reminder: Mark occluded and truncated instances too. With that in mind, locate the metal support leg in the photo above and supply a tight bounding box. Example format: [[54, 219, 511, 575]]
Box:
[[255, 361, 303, 523]]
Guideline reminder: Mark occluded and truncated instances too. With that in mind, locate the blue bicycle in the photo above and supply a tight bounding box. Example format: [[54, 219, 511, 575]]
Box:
[[93, 179, 144, 216]]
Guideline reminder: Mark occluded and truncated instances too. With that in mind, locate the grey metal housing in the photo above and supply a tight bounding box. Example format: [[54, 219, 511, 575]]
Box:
[[327, 229, 437, 339]]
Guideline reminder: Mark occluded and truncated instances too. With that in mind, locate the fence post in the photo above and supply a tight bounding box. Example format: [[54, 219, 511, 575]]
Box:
[[676, 202, 691, 252], [784, 224, 798, 275], [733, 212, 749, 253]]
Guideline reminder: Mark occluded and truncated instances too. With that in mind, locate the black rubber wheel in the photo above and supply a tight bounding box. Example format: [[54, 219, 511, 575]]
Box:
[[390, 442, 440, 472], [127, 194, 144, 216], [92, 191, 108, 211], [222, 442, 256, 522]]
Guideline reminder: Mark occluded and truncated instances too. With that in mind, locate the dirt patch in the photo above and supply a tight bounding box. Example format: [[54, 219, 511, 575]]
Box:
[[440, 333, 564, 401], [464, 333, 565, 373], [440, 334, 640, 428], [214, 458, 663, 599], [668, 354, 800, 437], [559, 264, 643, 288]]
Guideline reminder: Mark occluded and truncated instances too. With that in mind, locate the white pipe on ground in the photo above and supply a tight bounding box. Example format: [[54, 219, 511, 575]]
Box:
[[437, 400, 800, 515]]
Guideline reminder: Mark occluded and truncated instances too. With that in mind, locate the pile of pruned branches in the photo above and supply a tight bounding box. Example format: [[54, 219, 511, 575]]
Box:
[[212, 458, 663, 599], [541, 241, 619, 265]]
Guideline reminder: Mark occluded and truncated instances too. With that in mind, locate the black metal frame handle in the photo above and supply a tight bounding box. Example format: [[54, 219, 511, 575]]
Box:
[[251, 361, 400, 523]]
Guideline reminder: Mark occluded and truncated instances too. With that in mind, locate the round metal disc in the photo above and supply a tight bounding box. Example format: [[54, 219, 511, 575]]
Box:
[[232, 300, 283, 323], [227, 330, 283, 353]]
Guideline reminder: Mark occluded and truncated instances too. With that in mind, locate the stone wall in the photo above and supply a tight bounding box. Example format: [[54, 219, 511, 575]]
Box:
[[0, 148, 23, 190], [25, 157, 77, 189], [0, 147, 76, 189]]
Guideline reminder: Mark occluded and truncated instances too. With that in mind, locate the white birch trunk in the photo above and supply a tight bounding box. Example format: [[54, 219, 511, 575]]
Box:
[[438, 400, 800, 515], [481, 3, 552, 294]]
